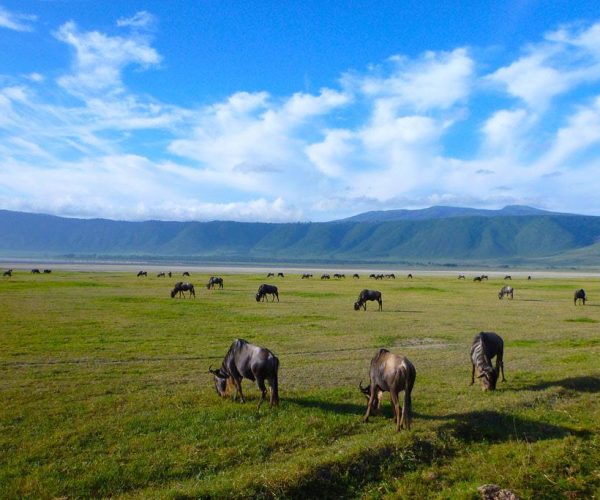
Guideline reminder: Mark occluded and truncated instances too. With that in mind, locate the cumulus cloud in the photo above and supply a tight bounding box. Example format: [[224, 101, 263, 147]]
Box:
[[0, 5, 36, 31], [117, 11, 156, 29]]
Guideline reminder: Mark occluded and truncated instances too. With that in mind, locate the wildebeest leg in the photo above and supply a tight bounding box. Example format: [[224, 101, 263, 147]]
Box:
[[275, 292, 279, 302], [233, 377, 245, 402], [363, 386, 378, 422], [497, 353, 506, 382], [470, 363, 475, 385], [256, 377, 268, 409], [378, 298, 382, 311], [390, 390, 401, 431]]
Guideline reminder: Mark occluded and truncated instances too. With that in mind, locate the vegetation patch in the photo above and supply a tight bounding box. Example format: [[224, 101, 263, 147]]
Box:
[[565, 317, 599, 323]]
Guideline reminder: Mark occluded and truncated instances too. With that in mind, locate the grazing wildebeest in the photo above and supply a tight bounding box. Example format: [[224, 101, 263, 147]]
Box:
[[321, 274, 330, 280], [209, 338, 279, 408], [256, 284, 279, 302], [277, 272, 285, 278], [574, 289, 586, 305], [353, 273, 360, 279], [170, 282, 196, 298], [473, 276, 482, 282], [267, 272, 274, 277], [375, 274, 384, 280], [470, 332, 506, 391], [360, 348, 416, 431], [504, 275, 512, 280], [527, 275, 532, 280], [458, 274, 466, 279], [498, 285, 514, 299], [301, 273, 313, 279], [137, 271, 147, 277], [31, 269, 40, 274], [3, 269, 12, 277], [481, 275, 489, 280], [406, 274, 411, 279], [385, 273, 396, 279], [354, 289, 382, 311], [168, 271, 172, 278], [207, 276, 224, 289], [369, 273, 376, 279], [157, 272, 165, 278], [182, 271, 190, 277], [43, 269, 52, 274]]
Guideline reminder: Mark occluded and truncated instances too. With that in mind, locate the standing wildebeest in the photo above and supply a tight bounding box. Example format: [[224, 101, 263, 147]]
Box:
[[31, 269, 40, 274], [353, 273, 360, 279], [321, 274, 330, 280], [267, 272, 275, 277], [256, 284, 279, 302], [209, 339, 279, 408], [137, 271, 147, 277], [43, 269, 52, 274], [301, 273, 313, 279], [157, 272, 165, 278], [360, 348, 416, 431], [470, 332, 506, 391], [504, 275, 512, 280], [528, 275, 532, 280], [207, 276, 224, 289], [473, 276, 482, 282], [498, 285, 514, 299], [354, 289, 383, 311], [168, 271, 172, 278], [406, 274, 411, 279], [182, 271, 190, 277], [458, 274, 466, 279], [481, 275, 489, 280], [277, 272, 285, 278], [3, 269, 12, 277], [574, 289, 587, 305], [170, 282, 196, 298]]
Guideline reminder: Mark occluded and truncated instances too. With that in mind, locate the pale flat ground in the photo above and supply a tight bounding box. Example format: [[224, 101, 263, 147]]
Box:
[[2, 259, 600, 278]]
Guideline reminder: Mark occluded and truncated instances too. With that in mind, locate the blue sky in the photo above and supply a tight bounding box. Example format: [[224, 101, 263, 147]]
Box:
[[2, 1, 600, 222]]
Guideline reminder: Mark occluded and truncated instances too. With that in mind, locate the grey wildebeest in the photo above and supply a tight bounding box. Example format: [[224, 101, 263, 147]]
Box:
[[360, 348, 416, 431], [170, 282, 196, 298], [207, 276, 224, 289], [267, 272, 274, 277], [574, 289, 587, 305], [353, 273, 360, 279], [43, 269, 52, 274], [470, 331, 506, 391], [354, 289, 383, 311], [458, 274, 466, 279], [277, 272, 285, 278], [498, 285, 514, 299], [256, 284, 279, 302], [473, 276, 482, 282], [301, 273, 313, 279], [137, 271, 147, 277], [321, 273, 330, 280], [3, 269, 12, 277], [209, 338, 279, 408], [31, 269, 40, 274], [182, 271, 190, 277], [504, 275, 512, 280], [157, 272, 166, 278]]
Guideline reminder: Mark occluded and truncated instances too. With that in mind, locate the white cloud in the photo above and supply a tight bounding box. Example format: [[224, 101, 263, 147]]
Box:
[[0, 5, 36, 32], [117, 11, 156, 29]]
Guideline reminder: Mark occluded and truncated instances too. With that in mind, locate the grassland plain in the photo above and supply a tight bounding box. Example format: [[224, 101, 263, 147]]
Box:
[[0, 271, 598, 499]]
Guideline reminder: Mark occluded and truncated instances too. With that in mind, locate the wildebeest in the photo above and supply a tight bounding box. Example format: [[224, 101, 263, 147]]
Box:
[[277, 272, 285, 278], [137, 271, 147, 277], [406, 274, 411, 279], [385, 273, 396, 279], [321, 274, 330, 280], [473, 276, 482, 282], [3, 269, 12, 277], [334, 273, 345, 279], [183, 271, 190, 277], [498, 285, 514, 299], [209, 339, 279, 408], [360, 348, 416, 431], [168, 271, 172, 278], [267, 272, 275, 277], [574, 289, 587, 305], [31, 268, 40, 274], [481, 275, 489, 280], [157, 272, 165, 278], [353, 273, 360, 279], [504, 275, 512, 280], [301, 273, 313, 279], [470, 331, 506, 391], [256, 284, 279, 302], [43, 269, 52, 274], [207, 276, 224, 289], [527, 275, 532, 280], [170, 282, 196, 298], [354, 289, 382, 311], [458, 274, 466, 279]]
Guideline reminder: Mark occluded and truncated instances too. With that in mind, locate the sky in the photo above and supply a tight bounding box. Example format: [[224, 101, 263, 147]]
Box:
[[2, 1, 600, 222]]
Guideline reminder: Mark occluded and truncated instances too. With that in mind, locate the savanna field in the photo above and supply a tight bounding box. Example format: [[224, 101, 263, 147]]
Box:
[[0, 270, 599, 499]]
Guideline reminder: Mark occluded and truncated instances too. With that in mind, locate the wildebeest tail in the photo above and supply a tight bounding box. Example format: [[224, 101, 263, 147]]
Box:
[[402, 363, 416, 429]]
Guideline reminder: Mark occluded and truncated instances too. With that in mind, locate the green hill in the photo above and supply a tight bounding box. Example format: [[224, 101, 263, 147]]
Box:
[[1, 209, 599, 267]]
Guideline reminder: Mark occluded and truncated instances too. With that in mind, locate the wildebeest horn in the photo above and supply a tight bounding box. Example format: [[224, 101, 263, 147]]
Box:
[[208, 365, 217, 374]]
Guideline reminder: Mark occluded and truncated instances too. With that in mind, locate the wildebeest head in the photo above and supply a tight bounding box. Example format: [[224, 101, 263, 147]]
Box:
[[478, 366, 499, 391], [358, 380, 382, 410], [354, 301, 361, 311], [255, 292, 262, 302], [209, 365, 233, 397]]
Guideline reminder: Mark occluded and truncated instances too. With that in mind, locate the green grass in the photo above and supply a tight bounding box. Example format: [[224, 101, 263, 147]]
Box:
[[1, 271, 599, 498]]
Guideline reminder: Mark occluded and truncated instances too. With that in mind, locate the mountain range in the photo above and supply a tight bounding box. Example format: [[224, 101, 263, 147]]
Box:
[[1, 207, 599, 268]]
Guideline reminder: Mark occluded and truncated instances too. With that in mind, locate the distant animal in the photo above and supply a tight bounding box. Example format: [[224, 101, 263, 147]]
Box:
[[168, 272, 172, 278], [369, 274, 376, 279], [504, 275, 512, 280], [481, 275, 489, 280], [385, 273, 396, 279], [375, 274, 384, 280], [334, 273, 345, 279], [256, 284, 279, 302], [277, 272, 285, 278], [527, 275, 532, 280], [354, 289, 383, 311], [321, 274, 330, 280], [182, 271, 190, 277], [498, 285, 514, 299], [157, 272, 165, 278], [574, 289, 587, 305], [170, 282, 196, 298], [406, 274, 411, 279], [473, 276, 482, 282], [31, 269, 41, 274], [359, 348, 416, 431], [3, 269, 12, 277], [207, 276, 224, 289], [209, 338, 279, 408], [458, 275, 466, 279], [137, 271, 147, 277], [301, 273, 313, 279], [43, 269, 52, 274], [470, 331, 506, 391], [267, 272, 275, 278], [353, 273, 360, 279]]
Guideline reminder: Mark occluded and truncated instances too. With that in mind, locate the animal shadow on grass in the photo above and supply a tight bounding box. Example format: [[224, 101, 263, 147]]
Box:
[[427, 410, 590, 444], [517, 375, 600, 393], [286, 397, 367, 416]]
